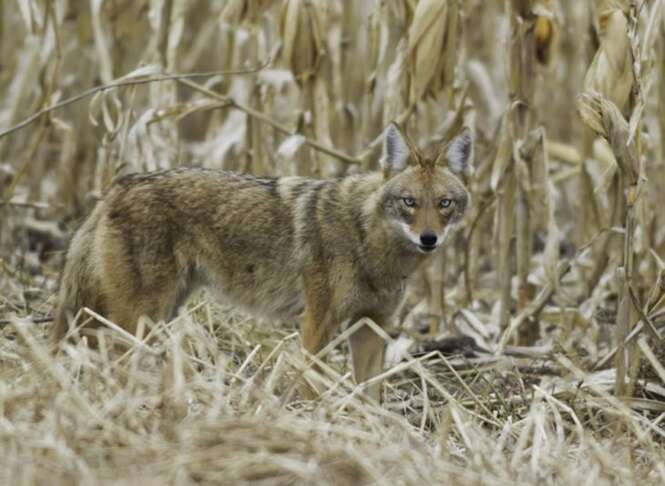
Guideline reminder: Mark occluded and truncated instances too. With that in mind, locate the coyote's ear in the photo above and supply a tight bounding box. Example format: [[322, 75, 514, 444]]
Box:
[[446, 128, 473, 176], [381, 123, 410, 175]]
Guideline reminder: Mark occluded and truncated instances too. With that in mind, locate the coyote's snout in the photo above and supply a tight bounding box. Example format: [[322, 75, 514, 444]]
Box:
[[54, 123, 472, 401]]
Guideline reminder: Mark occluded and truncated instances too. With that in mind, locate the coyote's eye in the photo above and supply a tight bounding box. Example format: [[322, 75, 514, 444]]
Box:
[[440, 198, 453, 209], [402, 197, 416, 208]]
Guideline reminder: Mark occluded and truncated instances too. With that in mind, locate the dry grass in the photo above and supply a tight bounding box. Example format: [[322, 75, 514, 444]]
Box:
[[2, 304, 665, 485], [2, 1, 665, 484]]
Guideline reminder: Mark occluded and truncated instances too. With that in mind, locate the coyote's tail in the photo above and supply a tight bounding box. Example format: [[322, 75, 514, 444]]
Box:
[[53, 206, 103, 345]]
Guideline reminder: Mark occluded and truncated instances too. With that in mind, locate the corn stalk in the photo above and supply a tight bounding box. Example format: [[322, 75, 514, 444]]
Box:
[[576, 0, 665, 401], [577, 0, 662, 400], [402, 0, 463, 335], [279, 0, 333, 176], [578, 91, 640, 398], [495, 0, 535, 333], [492, 0, 559, 344]]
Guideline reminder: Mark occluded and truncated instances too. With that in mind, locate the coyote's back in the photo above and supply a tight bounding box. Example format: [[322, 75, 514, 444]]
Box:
[[54, 168, 312, 340]]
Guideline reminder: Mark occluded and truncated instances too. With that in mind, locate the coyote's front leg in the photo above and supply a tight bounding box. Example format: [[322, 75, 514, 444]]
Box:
[[349, 317, 386, 402], [299, 276, 337, 400]]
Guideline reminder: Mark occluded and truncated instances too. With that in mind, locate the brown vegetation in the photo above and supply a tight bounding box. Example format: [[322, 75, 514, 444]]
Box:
[[1, 1, 665, 484]]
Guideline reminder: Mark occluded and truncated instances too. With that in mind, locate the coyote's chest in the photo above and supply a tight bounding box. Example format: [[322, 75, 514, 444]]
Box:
[[360, 274, 407, 319]]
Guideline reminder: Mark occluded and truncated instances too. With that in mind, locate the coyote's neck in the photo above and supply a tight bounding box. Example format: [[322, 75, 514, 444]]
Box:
[[369, 229, 426, 279], [362, 204, 428, 287]]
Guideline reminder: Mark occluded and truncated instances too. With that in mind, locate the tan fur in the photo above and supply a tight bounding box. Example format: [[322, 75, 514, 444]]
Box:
[[54, 126, 471, 401]]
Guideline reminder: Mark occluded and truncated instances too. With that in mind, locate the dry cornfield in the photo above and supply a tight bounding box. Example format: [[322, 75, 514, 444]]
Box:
[[1, 0, 665, 484]]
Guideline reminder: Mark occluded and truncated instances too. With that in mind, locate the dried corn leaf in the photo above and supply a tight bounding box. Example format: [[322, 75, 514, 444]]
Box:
[[491, 115, 513, 192], [312, 77, 335, 175], [383, 40, 409, 125], [576, 91, 638, 184], [366, 1, 387, 92], [118, 64, 163, 80], [100, 91, 123, 135], [584, 8, 633, 110], [407, 0, 448, 104], [279, 0, 326, 84]]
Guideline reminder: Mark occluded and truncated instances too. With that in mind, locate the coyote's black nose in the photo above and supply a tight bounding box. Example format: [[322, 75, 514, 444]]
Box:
[[419, 231, 437, 247]]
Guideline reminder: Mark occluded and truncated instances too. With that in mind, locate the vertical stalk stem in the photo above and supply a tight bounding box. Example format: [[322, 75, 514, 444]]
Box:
[[615, 181, 638, 397], [498, 168, 516, 330]]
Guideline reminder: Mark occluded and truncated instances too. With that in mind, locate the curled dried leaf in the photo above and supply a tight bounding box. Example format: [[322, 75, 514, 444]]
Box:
[[576, 91, 639, 185], [576, 92, 607, 136], [584, 8, 633, 110], [407, 0, 448, 104], [88, 90, 103, 128], [100, 91, 123, 135], [119, 64, 163, 81]]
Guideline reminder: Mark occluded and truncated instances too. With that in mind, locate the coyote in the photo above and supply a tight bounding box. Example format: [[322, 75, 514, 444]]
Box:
[[54, 124, 472, 400]]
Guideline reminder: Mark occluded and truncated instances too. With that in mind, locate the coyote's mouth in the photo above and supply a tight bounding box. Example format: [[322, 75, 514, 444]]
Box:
[[417, 244, 437, 254]]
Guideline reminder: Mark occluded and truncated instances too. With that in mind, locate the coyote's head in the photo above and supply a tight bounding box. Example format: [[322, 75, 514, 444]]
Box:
[[379, 123, 472, 254]]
